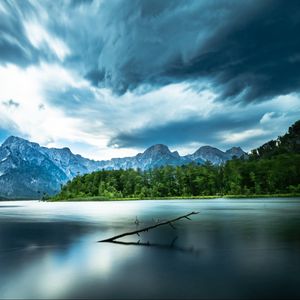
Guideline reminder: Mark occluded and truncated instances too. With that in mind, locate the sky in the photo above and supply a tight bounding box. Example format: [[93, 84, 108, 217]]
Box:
[[0, 0, 300, 160]]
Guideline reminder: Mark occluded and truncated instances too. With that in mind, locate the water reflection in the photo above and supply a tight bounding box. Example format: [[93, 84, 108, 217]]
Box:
[[104, 236, 202, 255], [0, 198, 299, 299]]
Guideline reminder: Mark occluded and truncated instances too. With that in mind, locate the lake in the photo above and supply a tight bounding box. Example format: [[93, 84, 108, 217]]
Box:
[[0, 198, 300, 299]]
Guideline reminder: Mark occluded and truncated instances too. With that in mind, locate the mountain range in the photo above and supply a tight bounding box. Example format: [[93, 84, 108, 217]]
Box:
[[0, 136, 245, 199]]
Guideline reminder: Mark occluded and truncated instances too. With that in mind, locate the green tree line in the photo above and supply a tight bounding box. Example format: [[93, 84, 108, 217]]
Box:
[[50, 120, 300, 200], [52, 153, 300, 200]]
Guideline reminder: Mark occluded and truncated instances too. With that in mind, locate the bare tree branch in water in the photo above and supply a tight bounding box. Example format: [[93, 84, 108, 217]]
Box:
[[98, 211, 199, 243]]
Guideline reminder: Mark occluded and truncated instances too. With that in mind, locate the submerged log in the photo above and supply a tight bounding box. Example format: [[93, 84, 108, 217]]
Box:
[[98, 211, 199, 243]]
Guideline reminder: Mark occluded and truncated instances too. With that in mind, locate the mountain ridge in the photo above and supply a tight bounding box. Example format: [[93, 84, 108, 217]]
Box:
[[0, 136, 246, 198], [53, 120, 300, 201]]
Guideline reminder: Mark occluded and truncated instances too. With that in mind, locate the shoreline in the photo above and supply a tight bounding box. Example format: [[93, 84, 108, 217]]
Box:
[[47, 193, 300, 202]]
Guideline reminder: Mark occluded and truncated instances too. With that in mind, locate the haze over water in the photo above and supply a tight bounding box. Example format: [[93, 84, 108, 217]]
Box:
[[0, 198, 300, 299]]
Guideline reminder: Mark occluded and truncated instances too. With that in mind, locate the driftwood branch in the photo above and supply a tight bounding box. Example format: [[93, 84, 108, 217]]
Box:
[[98, 211, 199, 243]]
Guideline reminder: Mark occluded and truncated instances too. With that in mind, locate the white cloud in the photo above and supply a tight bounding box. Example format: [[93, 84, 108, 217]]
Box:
[[0, 63, 147, 160], [0, 64, 87, 145], [0, 1, 8, 14], [24, 21, 70, 61], [89, 83, 218, 134], [223, 129, 267, 144], [260, 112, 277, 124], [0, 61, 299, 160]]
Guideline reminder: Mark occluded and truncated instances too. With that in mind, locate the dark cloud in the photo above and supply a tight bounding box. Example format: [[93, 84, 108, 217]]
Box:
[[0, 1, 39, 66], [2, 0, 300, 104], [0, 0, 73, 67], [82, 0, 300, 102], [108, 112, 263, 150], [84, 69, 105, 86], [108, 104, 300, 151], [38, 104, 45, 111], [2, 99, 20, 108]]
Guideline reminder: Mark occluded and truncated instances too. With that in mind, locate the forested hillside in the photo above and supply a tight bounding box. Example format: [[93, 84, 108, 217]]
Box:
[[250, 120, 300, 158], [51, 120, 300, 200]]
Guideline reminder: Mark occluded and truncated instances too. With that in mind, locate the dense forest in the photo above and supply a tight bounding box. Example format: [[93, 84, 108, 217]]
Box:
[[52, 121, 300, 200], [250, 120, 300, 158]]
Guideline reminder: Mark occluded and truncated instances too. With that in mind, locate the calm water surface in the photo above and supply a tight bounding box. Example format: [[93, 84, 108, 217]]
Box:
[[0, 198, 300, 299]]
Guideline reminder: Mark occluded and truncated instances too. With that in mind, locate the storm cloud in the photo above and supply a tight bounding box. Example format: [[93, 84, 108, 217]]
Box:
[[0, 0, 70, 66], [0, 1, 37, 66], [108, 114, 261, 149], [108, 93, 300, 151], [75, 0, 300, 103], [0, 0, 300, 103], [0, 0, 299, 159], [3, 0, 300, 103]]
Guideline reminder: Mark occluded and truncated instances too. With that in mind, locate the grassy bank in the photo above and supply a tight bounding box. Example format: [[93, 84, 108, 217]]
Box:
[[47, 193, 300, 202]]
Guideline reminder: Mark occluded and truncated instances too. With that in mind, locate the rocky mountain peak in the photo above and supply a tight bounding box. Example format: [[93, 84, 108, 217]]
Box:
[[194, 145, 224, 156], [56, 147, 73, 155], [188, 145, 230, 165], [226, 146, 246, 158], [172, 150, 180, 158], [143, 144, 171, 155], [2, 136, 39, 149], [3, 136, 26, 146]]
